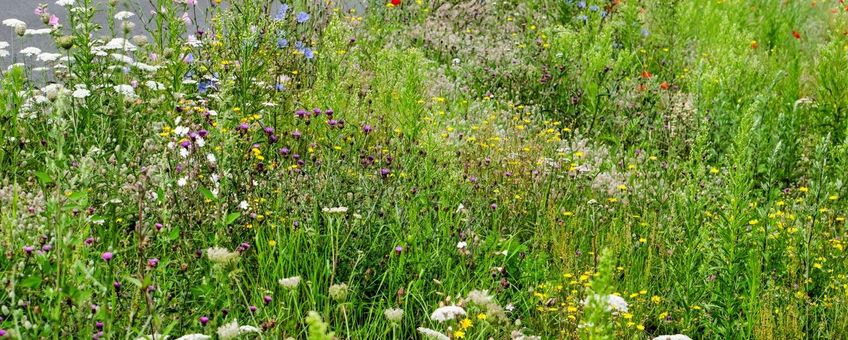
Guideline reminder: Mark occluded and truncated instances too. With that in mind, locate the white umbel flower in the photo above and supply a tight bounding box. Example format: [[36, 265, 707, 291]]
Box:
[[238, 326, 260, 334], [36, 52, 62, 62], [174, 334, 210, 340], [206, 247, 239, 265], [56, 0, 76, 6], [72, 88, 91, 99], [103, 38, 137, 52], [19, 47, 42, 56], [417, 327, 450, 340], [2, 19, 25, 27], [429, 305, 466, 322], [383, 308, 403, 322], [135, 335, 169, 340], [322, 206, 348, 214], [653, 335, 692, 340], [25, 28, 52, 36], [113, 84, 135, 97], [584, 294, 629, 313], [278, 276, 301, 289], [216, 320, 240, 340], [114, 11, 135, 20]]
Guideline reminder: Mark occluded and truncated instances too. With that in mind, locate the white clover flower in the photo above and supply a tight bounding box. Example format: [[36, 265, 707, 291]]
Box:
[[19, 47, 42, 57], [177, 177, 187, 187], [114, 11, 135, 20], [417, 327, 450, 340], [174, 334, 210, 340], [72, 88, 90, 99], [652, 335, 692, 340], [383, 308, 403, 322], [429, 305, 466, 322], [278, 276, 301, 289], [2, 19, 25, 28], [206, 247, 239, 265]]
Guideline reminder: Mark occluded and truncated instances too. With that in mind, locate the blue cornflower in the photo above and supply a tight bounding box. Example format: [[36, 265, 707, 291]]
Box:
[[577, 1, 586, 8], [295, 40, 304, 49], [302, 48, 314, 59], [277, 37, 288, 48], [275, 4, 289, 20], [275, 83, 285, 91], [589, 5, 599, 11], [641, 28, 650, 37], [601, 10, 607, 18], [198, 79, 214, 93], [576, 14, 588, 22], [296, 11, 309, 23]]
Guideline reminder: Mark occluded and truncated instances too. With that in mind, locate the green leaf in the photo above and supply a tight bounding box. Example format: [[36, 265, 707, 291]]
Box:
[[35, 171, 53, 185], [198, 187, 217, 202], [225, 212, 241, 225], [67, 190, 87, 201], [20, 275, 42, 288]]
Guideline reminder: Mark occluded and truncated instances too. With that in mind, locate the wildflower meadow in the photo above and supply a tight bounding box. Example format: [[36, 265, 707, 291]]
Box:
[[2, 0, 848, 339]]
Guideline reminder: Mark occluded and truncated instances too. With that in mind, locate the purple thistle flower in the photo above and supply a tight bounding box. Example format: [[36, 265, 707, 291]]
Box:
[[263, 126, 275, 135], [328, 119, 338, 127], [292, 130, 302, 139], [380, 168, 391, 178], [147, 258, 159, 268], [199, 316, 209, 326], [180, 140, 191, 148], [264, 295, 273, 304], [155, 223, 163, 231], [113, 281, 121, 292], [394, 246, 403, 255], [198, 129, 208, 138], [23, 246, 34, 255], [95, 322, 104, 330], [279, 147, 290, 156], [325, 108, 334, 117], [102, 252, 113, 262], [313, 108, 322, 115], [362, 124, 372, 134], [41, 244, 52, 252], [237, 123, 250, 132], [249, 305, 257, 313], [295, 109, 307, 118]]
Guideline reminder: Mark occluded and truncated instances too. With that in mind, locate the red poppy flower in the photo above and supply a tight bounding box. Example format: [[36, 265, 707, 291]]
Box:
[[641, 70, 652, 79], [792, 31, 801, 40], [391, 0, 400, 5], [660, 81, 669, 90]]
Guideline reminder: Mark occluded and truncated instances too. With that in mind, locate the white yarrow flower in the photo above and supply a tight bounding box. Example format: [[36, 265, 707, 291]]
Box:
[[322, 206, 348, 214], [383, 308, 403, 322], [174, 334, 211, 340], [206, 247, 239, 265], [216, 320, 240, 340], [72, 88, 91, 99], [113, 84, 135, 97], [114, 11, 136, 20], [19, 47, 42, 56], [584, 294, 629, 313], [2, 19, 25, 28]]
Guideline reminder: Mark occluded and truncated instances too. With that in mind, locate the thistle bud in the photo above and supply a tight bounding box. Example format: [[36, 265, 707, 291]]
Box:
[[57, 35, 75, 50]]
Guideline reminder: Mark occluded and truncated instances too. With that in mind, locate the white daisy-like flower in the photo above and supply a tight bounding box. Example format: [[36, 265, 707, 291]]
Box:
[[37, 52, 62, 62], [19, 47, 42, 56], [383, 308, 403, 322], [417, 327, 450, 340], [114, 11, 135, 20], [2, 19, 25, 27], [206, 153, 216, 164], [145, 80, 164, 90], [174, 335, 210, 340], [25, 28, 52, 36], [179, 148, 189, 158], [216, 321, 240, 340], [72, 88, 90, 99], [278, 276, 301, 289], [55, 0, 76, 6], [206, 247, 239, 265], [177, 177, 187, 187], [103, 38, 137, 52], [238, 200, 249, 210], [652, 335, 692, 340], [195, 137, 205, 148], [429, 305, 466, 322]]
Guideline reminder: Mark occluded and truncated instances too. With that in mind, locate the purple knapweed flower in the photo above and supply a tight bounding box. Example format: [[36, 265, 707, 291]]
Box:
[[147, 258, 159, 268], [362, 124, 372, 134], [102, 252, 113, 262], [23, 246, 34, 255], [200, 316, 209, 326]]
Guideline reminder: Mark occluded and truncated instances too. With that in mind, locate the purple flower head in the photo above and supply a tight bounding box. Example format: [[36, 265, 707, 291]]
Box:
[[237, 123, 250, 132], [313, 108, 323, 115], [24, 246, 34, 255], [302, 48, 314, 59], [199, 316, 209, 326], [0, 329, 6, 337], [42, 244, 52, 252], [362, 124, 372, 134], [296, 11, 309, 23], [269, 134, 279, 143], [295, 109, 307, 118], [490, 203, 498, 210], [277, 37, 288, 49], [147, 258, 159, 268], [155, 223, 163, 231], [275, 83, 285, 91], [249, 305, 257, 313], [95, 322, 104, 330], [328, 119, 338, 127], [102, 252, 113, 262], [198, 129, 208, 138], [292, 130, 302, 139], [380, 168, 391, 178], [264, 295, 273, 304], [325, 108, 334, 117], [263, 126, 275, 135], [469, 176, 478, 183], [183, 53, 194, 63], [394, 246, 403, 255], [113, 281, 121, 291], [237, 242, 251, 252], [275, 4, 289, 20], [180, 140, 191, 148], [279, 147, 290, 156]]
